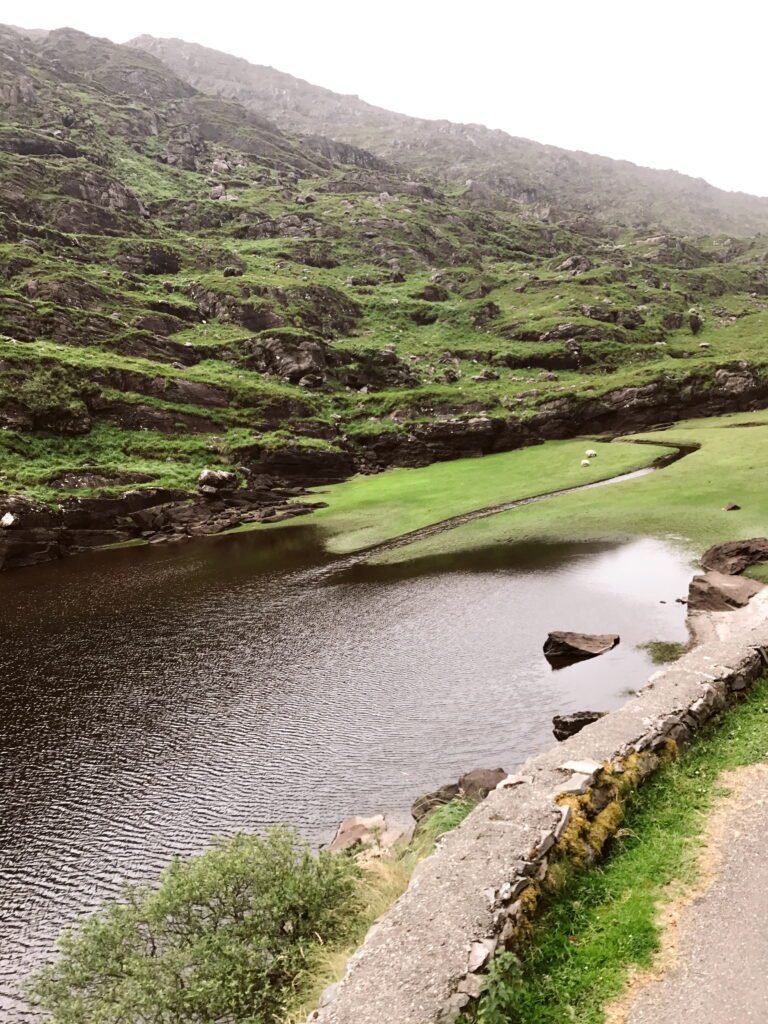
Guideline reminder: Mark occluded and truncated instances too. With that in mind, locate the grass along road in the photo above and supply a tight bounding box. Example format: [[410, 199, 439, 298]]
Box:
[[469, 676, 768, 1024]]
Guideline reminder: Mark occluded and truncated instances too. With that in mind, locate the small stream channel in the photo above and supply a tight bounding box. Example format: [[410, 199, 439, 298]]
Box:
[[0, 452, 696, 1019]]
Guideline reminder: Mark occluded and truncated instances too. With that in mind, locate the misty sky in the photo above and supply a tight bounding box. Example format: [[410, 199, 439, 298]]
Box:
[[9, 0, 768, 196]]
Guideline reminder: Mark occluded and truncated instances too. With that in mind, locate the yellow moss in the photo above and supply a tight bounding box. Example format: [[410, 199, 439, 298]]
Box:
[[510, 883, 543, 943], [588, 800, 624, 853]]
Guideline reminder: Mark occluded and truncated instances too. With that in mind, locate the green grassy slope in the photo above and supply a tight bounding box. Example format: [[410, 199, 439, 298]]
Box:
[[2, 25, 768, 510]]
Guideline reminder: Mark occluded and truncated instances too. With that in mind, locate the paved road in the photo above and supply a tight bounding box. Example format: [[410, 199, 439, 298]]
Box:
[[622, 763, 768, 1023]]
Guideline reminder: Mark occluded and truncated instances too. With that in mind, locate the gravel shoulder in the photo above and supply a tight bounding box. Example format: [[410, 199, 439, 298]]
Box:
[[607, 762, 768, 1023]]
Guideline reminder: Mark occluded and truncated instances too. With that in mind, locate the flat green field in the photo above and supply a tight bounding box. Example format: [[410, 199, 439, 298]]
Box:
[[351, 409, 768, 564], [296, 438, 671, 553]]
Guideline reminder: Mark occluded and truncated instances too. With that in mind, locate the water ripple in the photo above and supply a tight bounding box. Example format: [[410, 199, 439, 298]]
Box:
[[0, 530, 692, 1019]]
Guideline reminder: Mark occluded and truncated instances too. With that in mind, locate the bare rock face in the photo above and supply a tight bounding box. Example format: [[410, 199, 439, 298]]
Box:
[[552, 710, 607, 741], [543, 631, 620, 662], [687, 571, 763, 612], [701, 537, 768, 575]]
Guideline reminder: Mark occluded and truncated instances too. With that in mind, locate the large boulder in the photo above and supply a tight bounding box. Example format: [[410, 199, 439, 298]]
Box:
[[241, 335, 328, 383], [328, 814, 413, 855], [411, 783, 460, 823], [557, 254, 593, 275], [411, 767, 507, 822], [687, 570, 763, 612], [457, 767, 507, 801], [544, 631, 620, 661], [197, 469, 239, 497], [700, 537, 768, 575], [552, 711, 607, 741]]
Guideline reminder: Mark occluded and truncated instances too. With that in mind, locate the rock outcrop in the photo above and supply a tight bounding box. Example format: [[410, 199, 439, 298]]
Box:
[[197, 468, 239, 496]]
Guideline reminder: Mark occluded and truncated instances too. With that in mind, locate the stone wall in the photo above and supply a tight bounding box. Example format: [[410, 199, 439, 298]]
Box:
[[309, 592, 768, 1024]]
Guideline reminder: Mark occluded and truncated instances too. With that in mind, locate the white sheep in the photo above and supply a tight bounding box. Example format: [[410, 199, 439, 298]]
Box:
[[585, 448, 598, 458], [1, 512, 16, 528], [581, 459, 591, 467]]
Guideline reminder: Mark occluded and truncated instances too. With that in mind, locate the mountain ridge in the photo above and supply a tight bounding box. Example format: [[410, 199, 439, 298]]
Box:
[[129, 33, 768, 237], [2, 23, 768, 574]]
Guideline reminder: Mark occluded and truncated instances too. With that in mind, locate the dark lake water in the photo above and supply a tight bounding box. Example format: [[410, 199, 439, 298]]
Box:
[[0, 525, 693, 1018]]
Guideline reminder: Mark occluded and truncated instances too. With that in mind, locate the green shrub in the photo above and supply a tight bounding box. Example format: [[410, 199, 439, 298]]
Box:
[[29, 828, 361, 1024]]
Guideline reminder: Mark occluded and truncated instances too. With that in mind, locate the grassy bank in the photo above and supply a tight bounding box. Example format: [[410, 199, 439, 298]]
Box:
[[469, 676, 768, 1024], [29, 799, 474, 1024], [287, 439, 670, 553], [368, 409, 768, 565], [287, 800, 474, 1021]]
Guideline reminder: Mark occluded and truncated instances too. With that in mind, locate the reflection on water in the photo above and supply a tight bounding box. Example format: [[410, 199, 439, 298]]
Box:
[[0, 526, 693, 1018]]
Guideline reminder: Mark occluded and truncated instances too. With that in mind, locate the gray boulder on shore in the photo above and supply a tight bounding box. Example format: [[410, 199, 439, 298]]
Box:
[[411, 767, 506, 822]]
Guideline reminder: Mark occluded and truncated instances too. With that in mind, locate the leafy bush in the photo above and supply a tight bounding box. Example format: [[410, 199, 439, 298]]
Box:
[[29, 828, 361, 1024]]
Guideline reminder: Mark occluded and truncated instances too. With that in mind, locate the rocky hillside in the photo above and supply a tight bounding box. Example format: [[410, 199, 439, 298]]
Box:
[[1, 23, 768, 569], [130, 34, 768, 237]]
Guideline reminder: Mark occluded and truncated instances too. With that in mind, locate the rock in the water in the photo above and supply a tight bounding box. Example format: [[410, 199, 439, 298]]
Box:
[[701, 537, 768, 575], [328, 814, 413, 855], [411, 782, 460, 822], [458, 767, 507, 800], [687, 570, 763, 612], [544, 631, 620, 661], [411, 767, 507, 822], [552, 711, 607, 741]]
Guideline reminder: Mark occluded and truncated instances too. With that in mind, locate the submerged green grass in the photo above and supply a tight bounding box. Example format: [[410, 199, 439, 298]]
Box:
[[374, 409, 768, 564], [471, 677, 768, 1024], [293, 440, 669, 553], [636, 640, 687, 664]]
